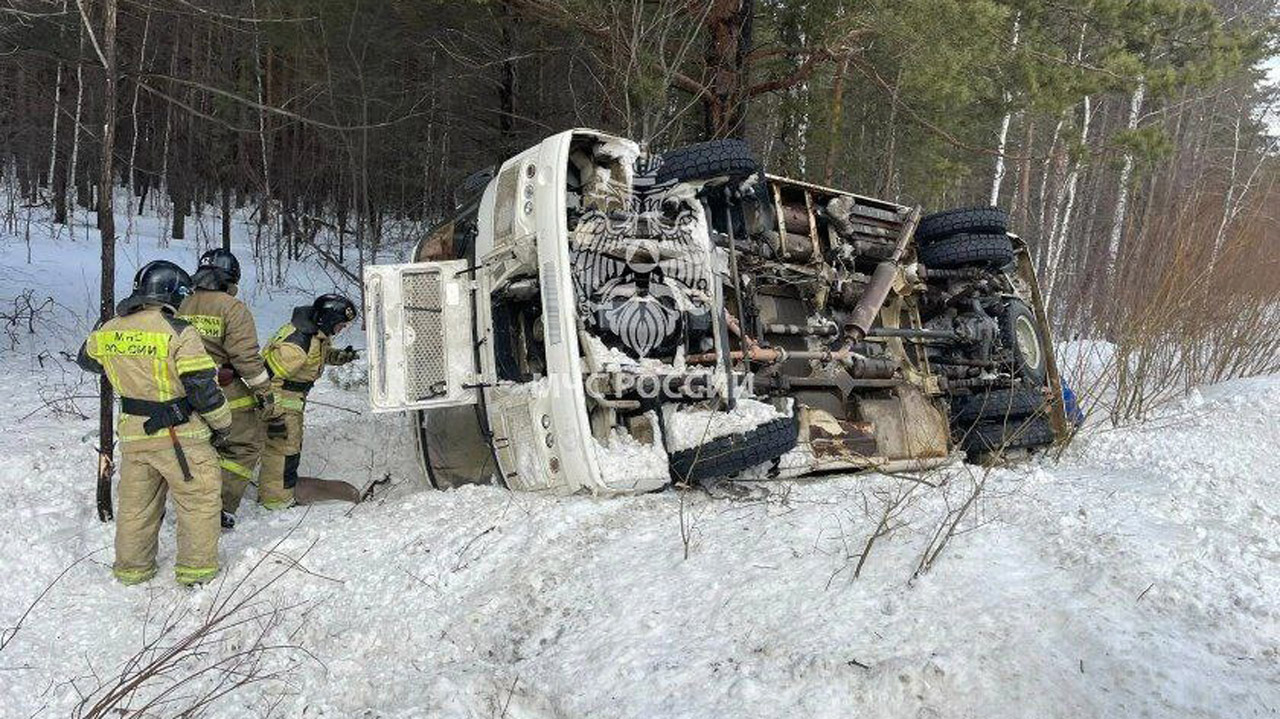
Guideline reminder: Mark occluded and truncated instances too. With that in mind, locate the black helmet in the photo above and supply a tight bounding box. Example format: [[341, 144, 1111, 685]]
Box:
[[312, 293, 357, 334], [133, 260, 193, 309], [198, 248, 241, 285]]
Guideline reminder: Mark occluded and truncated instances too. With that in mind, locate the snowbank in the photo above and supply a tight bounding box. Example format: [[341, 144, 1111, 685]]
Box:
[[1, 206, 1278, 718], [592, 415, 669, 489]]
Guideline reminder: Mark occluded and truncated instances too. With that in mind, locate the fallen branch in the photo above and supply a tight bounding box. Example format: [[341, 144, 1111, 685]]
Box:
[[75, 512, 323, 717], [498, 675, 520, 718], [914, 468, 988, 578], [1136, 582, 1155, 602], [21, 394, 98, 421], [300, 236, 362, 286], [453, 525, 496, 572], [306, 398, 362, 415]]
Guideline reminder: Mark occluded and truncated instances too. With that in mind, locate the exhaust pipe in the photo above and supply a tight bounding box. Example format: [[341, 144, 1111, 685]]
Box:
[[842, 207, 921, 342]]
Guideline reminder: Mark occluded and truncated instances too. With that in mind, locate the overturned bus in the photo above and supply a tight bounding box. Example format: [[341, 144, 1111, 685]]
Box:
[[362, 129, 1069, 495]]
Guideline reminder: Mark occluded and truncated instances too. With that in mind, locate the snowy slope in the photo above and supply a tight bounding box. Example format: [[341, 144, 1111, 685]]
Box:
[[1, 208, 1277, 718]]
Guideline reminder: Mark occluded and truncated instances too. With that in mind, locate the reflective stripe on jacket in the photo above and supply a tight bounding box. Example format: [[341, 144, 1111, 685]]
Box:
[[262, 307, 332, 413], [79, 304, 231, 451]]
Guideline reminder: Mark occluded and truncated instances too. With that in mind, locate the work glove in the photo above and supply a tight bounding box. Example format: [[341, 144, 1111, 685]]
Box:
[[329, 345, 360, 366], [267, 419, 288, 439], [255, 389, 284, 422], [210, 426, 232, 451]]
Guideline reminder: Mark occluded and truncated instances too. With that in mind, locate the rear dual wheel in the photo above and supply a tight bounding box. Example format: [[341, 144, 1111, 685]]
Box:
[[916, 233, 1014, 269], [916, 206, 1014, 270], [917, 206, 1009, 243], [949, 299, 1053, 458], [960, 416, 1056, 457], [1001, 299, 1047, 385], [951, 386, 1048, 425], [950, 385, 1055, 458]]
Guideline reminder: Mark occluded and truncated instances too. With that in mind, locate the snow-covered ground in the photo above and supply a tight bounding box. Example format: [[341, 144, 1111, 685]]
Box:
[[1, 206, 1277, 717]]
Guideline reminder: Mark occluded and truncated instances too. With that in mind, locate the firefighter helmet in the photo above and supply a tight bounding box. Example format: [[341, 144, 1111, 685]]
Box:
[[197, 248, 241, 285], [312, 293, 357, 335], [133, 260, 193, 309]]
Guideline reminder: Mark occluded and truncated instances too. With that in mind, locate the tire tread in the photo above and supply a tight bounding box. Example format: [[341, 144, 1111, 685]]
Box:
[[917, 233, 1014, 268], [668, 415, 799, 482], [917, 206, 1009, 243], [656, 139, 760, 185], [951, 387, 1047, 425], [962, 416, 1055, 454]]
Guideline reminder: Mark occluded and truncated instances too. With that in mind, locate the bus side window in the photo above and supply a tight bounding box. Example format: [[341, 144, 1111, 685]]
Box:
[[416, 203, 479, 263], [417, 221, 456, 262]]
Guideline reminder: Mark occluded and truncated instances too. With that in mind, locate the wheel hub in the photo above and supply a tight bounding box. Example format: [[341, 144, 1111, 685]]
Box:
[[1014, 314, 1042, 372]]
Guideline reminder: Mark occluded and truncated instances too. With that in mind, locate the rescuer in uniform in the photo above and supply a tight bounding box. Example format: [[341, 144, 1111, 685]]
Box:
[[77, 261, 231, 585], [258, 294, 359, 509], [177, 249, 280, 528]]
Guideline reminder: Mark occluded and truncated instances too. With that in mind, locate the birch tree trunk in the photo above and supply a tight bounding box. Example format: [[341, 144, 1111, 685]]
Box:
[[1035, 116, 1065, 255], [1036, 125, 1071, 279], [988, 14, 1020, 206], [125, 7, 150, 199], [47, 62, 63, 189], [1013, 118, 1033, 231], [1210, 109, 1242, 265], [1106, 78, 1146, 278], [52, 61, 71, 225], [1039, 25, 1090, 277], [46, 0, 71, 194], [253, 10, 272, 242], [1210, 115, 1278, 270], [1043, 94, 1090, 307], [69, 19, 86, 222]]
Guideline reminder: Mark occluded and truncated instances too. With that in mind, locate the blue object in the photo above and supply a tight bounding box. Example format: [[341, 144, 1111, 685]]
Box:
[[1062, 382, 1085, 426]]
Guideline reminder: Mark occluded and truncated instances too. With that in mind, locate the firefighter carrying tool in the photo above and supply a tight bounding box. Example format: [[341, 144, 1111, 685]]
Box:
[[178, 249, 280, 528], [77, 261, 232, 586], [258, 293, 359, 509]]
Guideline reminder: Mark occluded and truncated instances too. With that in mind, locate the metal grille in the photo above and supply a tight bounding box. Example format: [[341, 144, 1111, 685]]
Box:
[[403, 270, 448, 400]]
